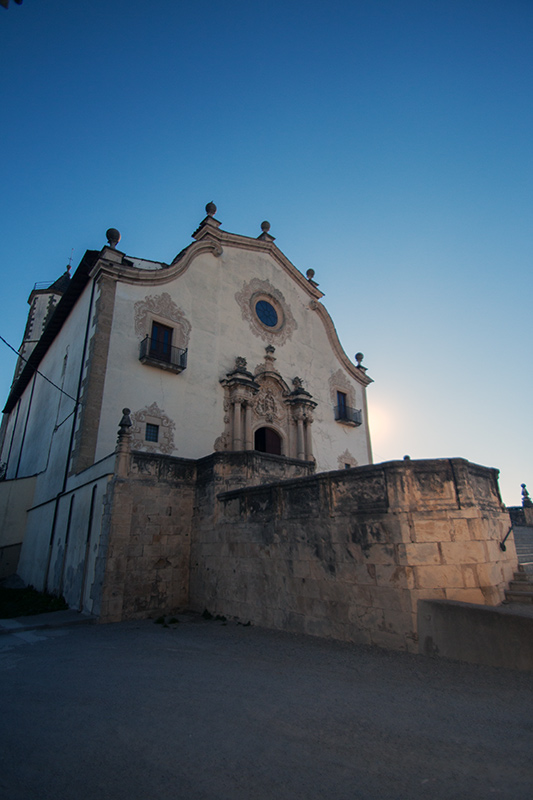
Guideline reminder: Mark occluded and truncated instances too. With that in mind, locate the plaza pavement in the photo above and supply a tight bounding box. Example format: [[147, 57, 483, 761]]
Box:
[[0, 611, 532, 800]]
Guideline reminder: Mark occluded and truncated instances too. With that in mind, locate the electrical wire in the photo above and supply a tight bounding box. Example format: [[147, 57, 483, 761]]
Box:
[[0, 334, 79, 405]]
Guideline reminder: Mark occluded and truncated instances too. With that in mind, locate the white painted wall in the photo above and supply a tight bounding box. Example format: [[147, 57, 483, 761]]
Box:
[[0, 475, 36, 548], [5, 284, 94, 503], [95, 242, 371, 472]]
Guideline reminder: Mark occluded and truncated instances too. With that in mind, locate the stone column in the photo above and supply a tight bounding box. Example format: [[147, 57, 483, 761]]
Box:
[[233, 399, 243, 451], [295, 412, 305, 460], [244, 402, 253, 450], [305, 417, 313, 462]]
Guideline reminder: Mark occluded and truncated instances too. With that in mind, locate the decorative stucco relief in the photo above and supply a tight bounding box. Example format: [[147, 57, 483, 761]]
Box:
[[134, 292, 191, 349], [131, 402, 176, 454], [255, 387, 281, 424], [329, 369, 356, 407], [235, 278, 297, 346], [338, 450, 358, 470]]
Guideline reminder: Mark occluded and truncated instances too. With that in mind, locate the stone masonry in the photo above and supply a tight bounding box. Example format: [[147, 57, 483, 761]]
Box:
[[95, 442, 517, 652]]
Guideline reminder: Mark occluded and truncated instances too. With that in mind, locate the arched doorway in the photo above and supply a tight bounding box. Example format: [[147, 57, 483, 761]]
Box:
[[254, 426, 282, 455]]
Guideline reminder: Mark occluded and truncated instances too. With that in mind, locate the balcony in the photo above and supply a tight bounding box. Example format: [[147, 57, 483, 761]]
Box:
[[334, 405, 362, 426], [139, 336, 187, 374]]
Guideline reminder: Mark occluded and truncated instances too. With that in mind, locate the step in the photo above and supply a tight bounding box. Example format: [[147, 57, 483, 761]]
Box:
[[504, 590, 533, 604], [508, 580, 533, 592], [513, 572, 531, 582]]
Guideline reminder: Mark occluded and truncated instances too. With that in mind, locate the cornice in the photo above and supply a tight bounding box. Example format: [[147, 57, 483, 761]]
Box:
[[91, 228, 324, 302], [311, 301, 373, 387], [90, 238, 222, 285]]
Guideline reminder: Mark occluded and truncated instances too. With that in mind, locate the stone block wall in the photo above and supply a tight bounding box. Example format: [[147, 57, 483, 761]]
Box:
[[97, 450, 314, 622], [189, 458, 517, 651], [97, 453, 197, 622]]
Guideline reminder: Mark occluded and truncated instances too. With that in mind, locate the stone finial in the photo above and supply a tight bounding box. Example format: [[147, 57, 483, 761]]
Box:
[[257, 220, 275, 242], [116, 408, 132, 476], [206, 201, 217, 217], [292, 376, 303, 390], [106, 228, 121, 248], [355, 352, 368, 373], [522, 483, 533, 508], [118, 407, 132, 436], [265, 345, 275, 355], [235, 356, 247, 372], [306, 268, 319, 288]]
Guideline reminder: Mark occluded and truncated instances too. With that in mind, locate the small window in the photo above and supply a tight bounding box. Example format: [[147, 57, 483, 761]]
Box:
[[344, 463, 351, 470], [145, 423, 159, 443]]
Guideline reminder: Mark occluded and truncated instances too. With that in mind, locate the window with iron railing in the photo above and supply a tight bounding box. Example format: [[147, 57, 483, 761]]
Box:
[[139, 332, 187, 373], [334, 404, 362, 426]]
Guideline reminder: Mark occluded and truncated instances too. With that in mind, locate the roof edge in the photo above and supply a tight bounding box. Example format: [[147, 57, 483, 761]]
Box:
[[3, 250, 100, 414]]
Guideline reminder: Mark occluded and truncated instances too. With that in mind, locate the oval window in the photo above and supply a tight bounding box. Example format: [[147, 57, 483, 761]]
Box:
[[255, 300, 278, 328]]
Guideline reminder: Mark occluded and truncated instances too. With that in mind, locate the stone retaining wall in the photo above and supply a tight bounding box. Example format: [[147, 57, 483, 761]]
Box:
[[98, 451, 314, 622], [96, 448, 516, 651], [189, 458, 516, 651]]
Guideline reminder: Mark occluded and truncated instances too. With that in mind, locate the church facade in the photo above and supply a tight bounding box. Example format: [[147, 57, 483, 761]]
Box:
[[0, 205, 518, 650]]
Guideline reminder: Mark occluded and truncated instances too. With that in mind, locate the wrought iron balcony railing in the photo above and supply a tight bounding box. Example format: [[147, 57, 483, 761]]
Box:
[[334, 405, 362, 426], [139, 336, 187, 374]]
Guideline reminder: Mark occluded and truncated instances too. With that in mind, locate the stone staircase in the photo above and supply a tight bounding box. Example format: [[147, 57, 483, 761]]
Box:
[[505, 565, 533, 604], [512, 525, 533, 576]]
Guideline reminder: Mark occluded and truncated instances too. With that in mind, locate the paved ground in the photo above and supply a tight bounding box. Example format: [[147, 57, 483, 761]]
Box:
[[0, 614, 532, 800]]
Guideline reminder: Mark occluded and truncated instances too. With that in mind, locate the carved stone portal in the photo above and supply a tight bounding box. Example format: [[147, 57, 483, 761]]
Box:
[[217, 349, 315, 460]]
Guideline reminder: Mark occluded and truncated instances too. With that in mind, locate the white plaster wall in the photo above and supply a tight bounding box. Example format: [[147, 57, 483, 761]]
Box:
[[95, 243, 371, 472], [46, 475, 110, 612], [17, 501, 56, 591], [17, 455, 114, 598], [11, 285, 94, 504], [0, 475, 37, 548]]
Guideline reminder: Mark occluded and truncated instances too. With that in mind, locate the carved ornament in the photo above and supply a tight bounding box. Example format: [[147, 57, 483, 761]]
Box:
[[338, 450, 358, 470], [134, 292, 191, 349], [131, 402, 176, 455], [235, 278, 297, 346], [329, 369, 356, 407]]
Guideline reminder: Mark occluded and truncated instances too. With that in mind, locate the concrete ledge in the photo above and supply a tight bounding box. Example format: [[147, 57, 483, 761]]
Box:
[[418, 599, 533, 671], [0, 609, 97, 636]]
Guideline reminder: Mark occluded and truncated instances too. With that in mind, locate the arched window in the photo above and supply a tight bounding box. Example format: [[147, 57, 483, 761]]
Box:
[[254, 427, 282, 455]]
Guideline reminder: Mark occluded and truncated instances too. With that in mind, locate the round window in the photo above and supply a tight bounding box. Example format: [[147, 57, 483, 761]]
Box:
[[255, 300, 278, 328]]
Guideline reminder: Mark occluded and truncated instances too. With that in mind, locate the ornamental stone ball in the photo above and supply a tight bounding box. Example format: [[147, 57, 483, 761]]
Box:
[[119, 408, 132, 428], [306, 269, 315, 280], [355, 352, 364, 366], [261, 220, 271, 232], [106, 228, 121, 248], [206, 202, 217, 217]]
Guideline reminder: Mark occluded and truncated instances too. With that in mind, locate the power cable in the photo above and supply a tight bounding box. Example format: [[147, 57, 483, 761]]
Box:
[[0, 334, 79, 405]]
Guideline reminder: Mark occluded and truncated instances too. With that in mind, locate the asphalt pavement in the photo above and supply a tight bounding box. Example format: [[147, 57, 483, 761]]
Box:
[[0, 612, 532, 800]]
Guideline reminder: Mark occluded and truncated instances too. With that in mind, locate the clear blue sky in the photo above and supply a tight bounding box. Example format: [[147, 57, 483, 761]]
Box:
[[1, 0, 531, 504]]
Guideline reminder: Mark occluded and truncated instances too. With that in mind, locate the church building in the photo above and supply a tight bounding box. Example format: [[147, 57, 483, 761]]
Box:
[[0, 204, 517, 651]]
